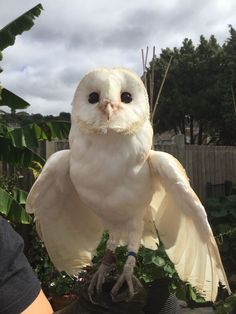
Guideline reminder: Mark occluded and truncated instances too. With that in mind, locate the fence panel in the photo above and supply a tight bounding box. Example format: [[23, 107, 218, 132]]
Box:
[[156, 144, 236, 202]]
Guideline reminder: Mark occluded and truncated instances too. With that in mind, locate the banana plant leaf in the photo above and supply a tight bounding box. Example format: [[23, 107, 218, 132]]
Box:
[[0, 88, 30, 109], [0, 3, 43, 52], [0, 121, 9, 136], [0, 187, 31, 224], [0, 120, 70, 171], [0, 120, 70, 148], [8, 120, 71, 148], [0, 137, 45, 169], [12, 188, 28, 205]]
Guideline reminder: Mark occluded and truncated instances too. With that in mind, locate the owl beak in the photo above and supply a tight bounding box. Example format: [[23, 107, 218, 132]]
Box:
[[99, 100, 119, 121], [104, 103, 113, 120]]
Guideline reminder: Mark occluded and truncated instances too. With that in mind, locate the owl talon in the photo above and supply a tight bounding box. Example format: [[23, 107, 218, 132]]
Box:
[[111, 274, 142, 302], [111, 255, 142, 302], [88, 262, 114, 303]]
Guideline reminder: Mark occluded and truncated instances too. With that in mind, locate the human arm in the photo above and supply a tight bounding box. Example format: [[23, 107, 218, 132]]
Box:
[[0, 217, 53, 314], [21, 289, 53, 314]]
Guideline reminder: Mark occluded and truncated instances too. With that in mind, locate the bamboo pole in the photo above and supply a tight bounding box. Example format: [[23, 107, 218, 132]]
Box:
[[141, 47, 172, 148], [141, 47, 149, 90], [149, 47, 156, 113], [151, 56, 173, 124]]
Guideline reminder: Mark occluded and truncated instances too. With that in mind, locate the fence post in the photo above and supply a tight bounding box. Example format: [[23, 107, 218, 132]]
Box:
[[173, 134, 185, 165], [46, 141, 56, 159]]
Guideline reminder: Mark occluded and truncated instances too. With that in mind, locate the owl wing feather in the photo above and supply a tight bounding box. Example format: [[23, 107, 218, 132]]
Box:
[[148, 150, 230, 301], [26, 149, 103, 275]]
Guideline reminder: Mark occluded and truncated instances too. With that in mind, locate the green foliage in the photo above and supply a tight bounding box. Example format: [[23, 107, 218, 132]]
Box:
[[1, 111, 71, 126], [0, 88, 30, 110], [48, 272, 78, 296], [215, 293, 236, 314], [206, 195, 236, 276], [0, 137, 45, 170], [6, 120, 71, 148], [0, 114, 70, 223], [137, 245, 205, 304], [0, 175, 31, 224], [0, 3, 43, 52], [206, 190, 236, 312], [0, 114, 45, 171], [0, 116, 70, 171], [0, 187, 31, 224]]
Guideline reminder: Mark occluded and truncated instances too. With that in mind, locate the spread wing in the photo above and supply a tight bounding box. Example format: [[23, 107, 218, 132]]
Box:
[[148, 150, 230, 301], [26, 150, 103, 275]]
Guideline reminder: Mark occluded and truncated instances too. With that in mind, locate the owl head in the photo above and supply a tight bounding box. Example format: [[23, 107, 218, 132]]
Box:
[[71, 68, 150, 135]]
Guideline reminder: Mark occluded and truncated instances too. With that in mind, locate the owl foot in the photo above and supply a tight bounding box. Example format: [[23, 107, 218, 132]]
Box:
[[111, 255, 142, 302], [88, 263, 113, 303], [88, 249, 116, 304], [111, 273, 142, 302]]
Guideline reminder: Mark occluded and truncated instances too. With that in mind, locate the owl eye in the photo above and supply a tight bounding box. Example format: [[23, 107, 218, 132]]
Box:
[[88, 92, 100, 104], [121, 92, 132, 103]]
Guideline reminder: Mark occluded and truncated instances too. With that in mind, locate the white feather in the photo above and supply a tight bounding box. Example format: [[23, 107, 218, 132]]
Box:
[[149, 150, 231, 301], [26, 150, 103, 274]]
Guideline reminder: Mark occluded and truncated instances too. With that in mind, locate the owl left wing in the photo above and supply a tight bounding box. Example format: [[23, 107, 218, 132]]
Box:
[[148, 150, 230, 302], [26, 150, 104, 275]]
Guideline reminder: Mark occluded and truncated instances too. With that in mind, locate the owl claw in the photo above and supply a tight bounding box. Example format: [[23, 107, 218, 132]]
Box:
[[111, 255, 142, 302], [88, 263, 113, 304], [88, 253, 142, 303], [111, 274, 142, 302]]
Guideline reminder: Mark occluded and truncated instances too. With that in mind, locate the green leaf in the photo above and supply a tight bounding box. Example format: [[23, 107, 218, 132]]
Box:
[[8, 124, 41, 148], [44, 120, 70, 140], [141, 249, 155, 264], [0, 88, 30, 110], [1, 120, 70, 150], [0, 3, 43, 51], [12, 188, 28, 205], [9, 121, 71, 148], [0, 121, 9, 136], [187, 284, 205, 303], [0, 137, 45, 169], [0, 187, 31, 224], [163, 264, 176, 276], [152, 255, 166, 267], [215, 293, 236, 314]]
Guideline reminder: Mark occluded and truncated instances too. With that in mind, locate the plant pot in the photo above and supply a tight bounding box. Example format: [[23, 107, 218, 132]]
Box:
[[144, 279, 181, 314]]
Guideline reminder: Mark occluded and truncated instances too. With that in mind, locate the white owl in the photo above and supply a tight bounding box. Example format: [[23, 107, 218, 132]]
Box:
[[26, 68, 230, 302]]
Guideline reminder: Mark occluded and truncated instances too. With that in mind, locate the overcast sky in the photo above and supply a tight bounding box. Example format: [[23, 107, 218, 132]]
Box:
[[0, 0, 236, 115]]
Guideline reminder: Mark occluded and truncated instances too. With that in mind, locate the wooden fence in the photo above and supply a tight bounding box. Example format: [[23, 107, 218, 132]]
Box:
[[156, 144, 236, 202], [1, 140, 236, 203]]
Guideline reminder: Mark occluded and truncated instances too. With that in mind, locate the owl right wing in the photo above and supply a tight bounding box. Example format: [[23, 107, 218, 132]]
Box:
[[26, 150, 104, 275], [148, 150, 230, 301]]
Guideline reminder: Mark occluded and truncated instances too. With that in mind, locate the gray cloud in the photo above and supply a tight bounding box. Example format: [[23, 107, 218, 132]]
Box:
[[0, 0, 236, 115]]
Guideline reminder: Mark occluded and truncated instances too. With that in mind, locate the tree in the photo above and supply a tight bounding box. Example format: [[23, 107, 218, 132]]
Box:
[[191, 35, 223, 144], [216, 25, 236, 145], [147, 28, 236, 145]]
